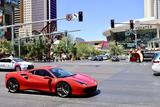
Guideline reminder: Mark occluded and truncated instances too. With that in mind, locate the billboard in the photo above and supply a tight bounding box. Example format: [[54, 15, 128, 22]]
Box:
[[5, 0, 19, 6]]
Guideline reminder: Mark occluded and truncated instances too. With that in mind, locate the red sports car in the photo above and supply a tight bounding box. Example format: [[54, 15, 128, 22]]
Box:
[[5, 66, 97, 97]]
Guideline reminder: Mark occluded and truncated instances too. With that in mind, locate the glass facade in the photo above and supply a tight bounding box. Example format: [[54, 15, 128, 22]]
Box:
[[5, 0, 19, 6], [0, 1, 18, 40]]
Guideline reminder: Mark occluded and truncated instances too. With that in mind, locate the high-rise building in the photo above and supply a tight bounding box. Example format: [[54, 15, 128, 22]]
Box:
[[0, 0, 19, 40], [18, 0, 57, 37], [144, 0, 154, 18], [144, 0, 160, 19], [14, 0, 23, 37]]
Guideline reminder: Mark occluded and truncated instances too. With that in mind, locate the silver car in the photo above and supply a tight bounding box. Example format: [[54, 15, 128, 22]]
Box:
[[152, 52, 160, 75]]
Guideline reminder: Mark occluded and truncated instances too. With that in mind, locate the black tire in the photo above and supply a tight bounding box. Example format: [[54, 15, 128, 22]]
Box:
[[15, 66, 21, 71], [56, 82, 71, 98], [153, 72, 160, 76], [7, 78, 20, 93]]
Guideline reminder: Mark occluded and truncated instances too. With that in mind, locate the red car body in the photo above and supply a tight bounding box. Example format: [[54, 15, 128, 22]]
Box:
[[5, 66, 97, 97]]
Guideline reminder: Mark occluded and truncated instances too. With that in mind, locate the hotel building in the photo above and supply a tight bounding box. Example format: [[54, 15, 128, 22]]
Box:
[[103, 0, 160, 50]]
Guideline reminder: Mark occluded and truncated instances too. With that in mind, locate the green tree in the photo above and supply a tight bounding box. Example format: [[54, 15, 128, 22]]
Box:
[[76, 43, 97, 59], [0, 39, 11, 57], [52, 36, 74, 56], [108, 41, 124, 56], [24, 38, 48, 60]]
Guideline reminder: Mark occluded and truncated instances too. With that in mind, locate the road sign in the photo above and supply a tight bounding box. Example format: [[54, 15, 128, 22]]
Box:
[[66, 14, 73, 21], [125, 30, 131, 36], [66, 13, 78, 21]]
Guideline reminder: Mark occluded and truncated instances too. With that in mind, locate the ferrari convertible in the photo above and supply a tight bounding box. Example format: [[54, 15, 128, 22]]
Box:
[[5, 66, 97, 97]]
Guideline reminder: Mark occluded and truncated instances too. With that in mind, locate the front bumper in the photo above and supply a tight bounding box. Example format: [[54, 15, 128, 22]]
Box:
[[21, 65, 34, 70], [72, 85, 97, 96]]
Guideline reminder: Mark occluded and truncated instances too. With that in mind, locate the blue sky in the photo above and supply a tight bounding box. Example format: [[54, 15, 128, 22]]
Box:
[[57, 0, 144, 41]]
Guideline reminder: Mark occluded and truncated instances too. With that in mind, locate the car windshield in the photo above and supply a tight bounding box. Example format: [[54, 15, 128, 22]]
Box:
[[50, 68, 75, 78], [13, 58, 24, 62]]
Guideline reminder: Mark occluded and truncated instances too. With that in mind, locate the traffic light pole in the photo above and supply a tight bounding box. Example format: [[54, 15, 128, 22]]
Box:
[[131, 30, 138, 49], [0, 11, 83, 57], [11, 26, 14, 56], [0, 17, 66, 56], [16, 30, 80, 58]]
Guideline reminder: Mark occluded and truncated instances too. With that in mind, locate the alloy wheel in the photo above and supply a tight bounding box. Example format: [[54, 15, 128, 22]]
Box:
[[7, 79, 19, 93], [56, 82, 71, 98]]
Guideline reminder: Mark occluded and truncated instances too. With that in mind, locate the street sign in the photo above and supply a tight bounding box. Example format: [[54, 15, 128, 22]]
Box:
[[66, 14, 73, 21], [125, 30, 131, 36], [66, 13, 78, 21]]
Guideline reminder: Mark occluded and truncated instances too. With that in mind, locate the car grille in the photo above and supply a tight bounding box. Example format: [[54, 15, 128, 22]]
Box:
[[27, 65, 34, 70], [84, 86, 97, 93]]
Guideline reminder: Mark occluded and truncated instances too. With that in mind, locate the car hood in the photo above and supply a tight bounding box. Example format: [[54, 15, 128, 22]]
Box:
[[70, 73, 97, 86]]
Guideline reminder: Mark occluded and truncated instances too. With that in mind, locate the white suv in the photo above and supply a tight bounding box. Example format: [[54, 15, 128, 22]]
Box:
[[0, 57, 34, 71]]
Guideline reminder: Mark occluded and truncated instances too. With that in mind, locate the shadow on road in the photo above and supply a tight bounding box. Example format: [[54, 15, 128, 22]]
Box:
[[0, 69, 15, 72], [71, 89, 101, 98], [13, 89, 101, 98]]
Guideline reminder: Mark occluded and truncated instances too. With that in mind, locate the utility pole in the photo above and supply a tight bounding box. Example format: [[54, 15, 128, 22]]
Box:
[[18, 37, 21, 57]]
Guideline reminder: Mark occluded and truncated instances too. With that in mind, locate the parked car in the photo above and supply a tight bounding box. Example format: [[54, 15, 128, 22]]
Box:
[[98, 55, 110, 60], [0, 57, 34, 71], [89, 56, 103, 61], [152, 52, 160, 75], [5, 66, 98, 98], [111, 56, 120, 62]]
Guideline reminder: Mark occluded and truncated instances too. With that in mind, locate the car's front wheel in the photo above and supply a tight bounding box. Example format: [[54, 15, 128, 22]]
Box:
[[56, 82, 71, 98], [15, 66, 21, 71], [7, 78, 19, 93]]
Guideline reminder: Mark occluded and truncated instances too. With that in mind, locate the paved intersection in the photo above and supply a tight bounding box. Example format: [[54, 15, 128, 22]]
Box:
[[0, 61, 160, 107]]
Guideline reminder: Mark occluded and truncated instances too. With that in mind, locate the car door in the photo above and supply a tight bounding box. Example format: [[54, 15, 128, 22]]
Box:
[[28, 69, 54, 92], [0, 59, 13, 69], [0, 59, 5, 69]]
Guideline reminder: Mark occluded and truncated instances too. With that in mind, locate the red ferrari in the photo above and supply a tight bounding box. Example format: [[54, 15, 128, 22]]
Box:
[[5, 66, 97, 97]]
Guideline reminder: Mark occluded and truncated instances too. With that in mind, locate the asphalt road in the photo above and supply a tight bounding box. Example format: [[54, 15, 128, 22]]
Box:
[[0, 61, 160, 107]]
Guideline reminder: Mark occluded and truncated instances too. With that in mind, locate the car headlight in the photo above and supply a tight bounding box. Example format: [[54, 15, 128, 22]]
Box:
[[74, 80, 88, 86]]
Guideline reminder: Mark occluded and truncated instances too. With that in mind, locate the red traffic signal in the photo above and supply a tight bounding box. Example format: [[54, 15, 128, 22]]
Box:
[[111, 19, 114, 28], [78, 11, 83, 22], [130, 20, 134, 29]]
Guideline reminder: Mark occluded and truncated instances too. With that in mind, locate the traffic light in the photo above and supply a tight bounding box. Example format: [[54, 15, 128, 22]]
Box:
[[111, 19, 114, 28], [78, 11, 83, 22], [130, 20, 134, 29]]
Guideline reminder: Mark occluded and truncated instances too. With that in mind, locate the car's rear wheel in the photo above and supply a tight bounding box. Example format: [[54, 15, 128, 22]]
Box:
[[56, 82, 71, 98], [7, 78, 19, 93], [15, 66, 21, 71]]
